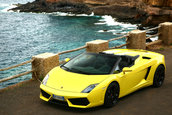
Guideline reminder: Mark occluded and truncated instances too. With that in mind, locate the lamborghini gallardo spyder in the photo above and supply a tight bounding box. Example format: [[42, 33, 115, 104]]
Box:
[[40, 49, 165, 108]]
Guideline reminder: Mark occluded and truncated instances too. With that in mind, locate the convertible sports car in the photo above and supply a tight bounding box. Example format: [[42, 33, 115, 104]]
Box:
[[40, 49, 165, 108]]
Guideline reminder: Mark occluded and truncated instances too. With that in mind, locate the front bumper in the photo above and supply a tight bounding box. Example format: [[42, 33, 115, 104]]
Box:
[[40, 84, 105, 108]]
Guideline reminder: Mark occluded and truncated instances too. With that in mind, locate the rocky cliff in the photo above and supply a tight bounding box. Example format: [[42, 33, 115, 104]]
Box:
[[143, 0, 172, 7], [11, 0, 172, 27], [141, 0, 172, 26]]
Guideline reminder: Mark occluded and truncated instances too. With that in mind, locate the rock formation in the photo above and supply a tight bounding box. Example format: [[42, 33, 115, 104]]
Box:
[[143, 0, 172, 7], [141, 0, 172, 26], [11, 0, 172, 27]]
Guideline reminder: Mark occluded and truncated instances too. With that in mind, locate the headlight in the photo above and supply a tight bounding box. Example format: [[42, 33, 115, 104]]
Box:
[[81, 83, 99, 93], [42, 74, 49, 85]]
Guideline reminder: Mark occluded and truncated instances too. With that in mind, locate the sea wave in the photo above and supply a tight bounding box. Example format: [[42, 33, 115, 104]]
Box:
[[95, 15, 136, 27], [97, 29, 128, 36], [8, 10, 96, 17], [95, 15, 119, 26], [51, 12, 95, 17], [150, 36, 158, 41], [96, 15, 137, 35], [0, 4, 17, 12]]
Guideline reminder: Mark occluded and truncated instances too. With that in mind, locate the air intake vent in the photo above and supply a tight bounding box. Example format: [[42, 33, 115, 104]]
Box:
[[142, 56, 151, 59], [145, 66, 151, 80], [41, 89, 51, 99], [49, 99, 68, 106], [69, 98, 89, 106]]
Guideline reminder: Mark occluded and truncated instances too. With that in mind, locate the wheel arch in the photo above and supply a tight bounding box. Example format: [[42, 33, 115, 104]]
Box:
[[155, 54, 166, 69], [111, 81, 120, 90], [159, 64, 165, 69], [154, 63, 166, 72], [106, 81, 120, 96], [153, 64, 165, 87], [103, 80, 120, 107]]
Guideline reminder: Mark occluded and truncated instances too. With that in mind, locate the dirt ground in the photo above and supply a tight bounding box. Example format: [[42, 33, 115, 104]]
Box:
[[0, 48, 172, 115]]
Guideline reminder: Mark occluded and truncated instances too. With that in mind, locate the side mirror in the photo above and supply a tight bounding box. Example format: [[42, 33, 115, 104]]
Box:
[[123, 67, 132, 74], [65, 58, 70, 62]]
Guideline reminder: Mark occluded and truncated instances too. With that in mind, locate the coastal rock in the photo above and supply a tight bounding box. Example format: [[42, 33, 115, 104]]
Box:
[[12, 0, 91, 14], [93, 5, 147, 23], [11, 0, 172, 27], [143, 0, 172, 7], [141, 1, 172, 26]]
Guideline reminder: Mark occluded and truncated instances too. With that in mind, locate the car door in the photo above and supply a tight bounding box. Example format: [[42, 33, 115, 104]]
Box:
[[119, 57, 155, 96], [120, 67, 147, 96]]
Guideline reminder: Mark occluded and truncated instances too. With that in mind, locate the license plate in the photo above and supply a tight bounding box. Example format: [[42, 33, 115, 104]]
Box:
[[53, 94, 64, 101]]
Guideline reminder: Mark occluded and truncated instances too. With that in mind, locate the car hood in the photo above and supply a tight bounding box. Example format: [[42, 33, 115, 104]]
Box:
[[46, 66, 110, 93]]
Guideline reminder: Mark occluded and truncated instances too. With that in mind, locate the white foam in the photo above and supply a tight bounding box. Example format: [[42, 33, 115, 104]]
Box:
[[0, 4, 9, 7], [150, 36, 158, 41], [77, 12, 94, 16], [97, 29, 117, 33], [52, 12, 95, 17], [102, 16, 119, 26], [112, 32, 127, 35], [53, 12, 74, 16], [121, 23, 136, 28], [1, 4, 17, 12], [97, 30, 105, 33], [96, 15, 137, 27], [107, 30, 116, 32], [96, 15, 137, 34], [95, 22, 106, 25], [95, 15, 117, 26]]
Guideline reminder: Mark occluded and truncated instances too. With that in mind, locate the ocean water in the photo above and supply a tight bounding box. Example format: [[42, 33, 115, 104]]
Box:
[[0, 0, 137, 88]]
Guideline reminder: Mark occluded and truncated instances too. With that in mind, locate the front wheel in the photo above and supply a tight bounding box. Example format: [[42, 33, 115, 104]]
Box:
[[104, 82, 119, 107], [153, 65, 165, 88]]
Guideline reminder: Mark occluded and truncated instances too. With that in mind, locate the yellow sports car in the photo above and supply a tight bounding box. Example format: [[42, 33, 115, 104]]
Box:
[[40, 49, 165, 108]]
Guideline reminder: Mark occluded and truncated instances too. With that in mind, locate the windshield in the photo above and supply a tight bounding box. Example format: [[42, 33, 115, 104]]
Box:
[[61, 53, 120, 75]]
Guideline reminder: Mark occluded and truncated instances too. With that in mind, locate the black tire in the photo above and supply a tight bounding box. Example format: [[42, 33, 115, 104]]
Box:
[[104, 82, 119, 107], [153, 65, 165, 88]]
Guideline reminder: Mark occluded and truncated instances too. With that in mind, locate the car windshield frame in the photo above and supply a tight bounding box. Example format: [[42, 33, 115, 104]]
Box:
[[60, 52, 121, 75]]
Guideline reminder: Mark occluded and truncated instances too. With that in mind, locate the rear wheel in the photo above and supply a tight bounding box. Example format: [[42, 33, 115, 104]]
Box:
[[104, 82, 119, 107], [153, 65, 165, 88]]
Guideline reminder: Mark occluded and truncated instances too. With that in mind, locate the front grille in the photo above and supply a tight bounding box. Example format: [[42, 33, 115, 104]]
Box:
[[69, 98, 89, 106], [49, 99, 68, 106], [41, 89, 51, 99]]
